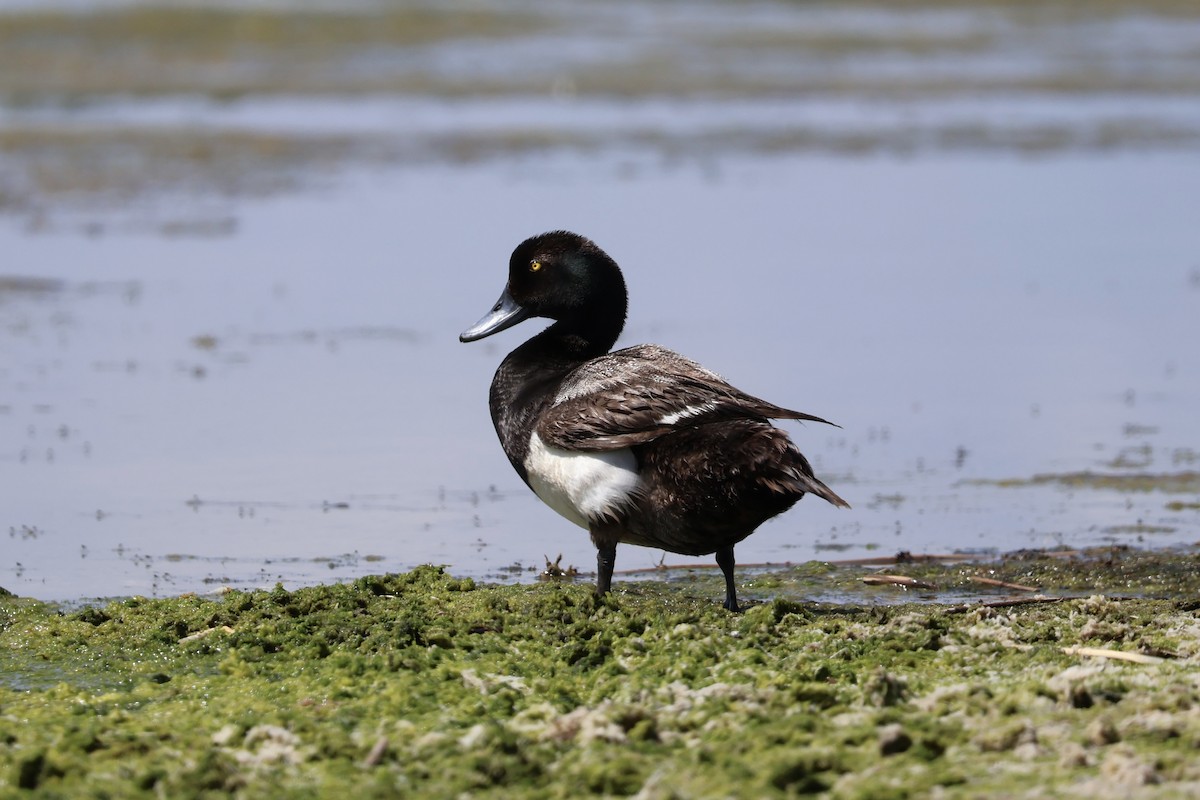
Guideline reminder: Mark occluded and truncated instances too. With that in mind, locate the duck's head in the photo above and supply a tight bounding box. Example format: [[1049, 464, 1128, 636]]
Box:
[[460, 231, 628, 347]]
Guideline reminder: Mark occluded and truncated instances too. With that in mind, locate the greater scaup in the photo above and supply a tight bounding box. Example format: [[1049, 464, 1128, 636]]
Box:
[[460, 231, 848, 610]]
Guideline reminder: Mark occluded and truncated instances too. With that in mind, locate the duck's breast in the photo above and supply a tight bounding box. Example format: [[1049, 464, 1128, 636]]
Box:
[[523, 431, 640, 529]]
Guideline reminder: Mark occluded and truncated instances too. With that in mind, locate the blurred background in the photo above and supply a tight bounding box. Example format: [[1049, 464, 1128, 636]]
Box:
[[2, 0, 1198, 601]]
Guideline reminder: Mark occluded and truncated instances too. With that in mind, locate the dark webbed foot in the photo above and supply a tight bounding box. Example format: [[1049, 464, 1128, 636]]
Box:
[[716, 546, 740, 612]]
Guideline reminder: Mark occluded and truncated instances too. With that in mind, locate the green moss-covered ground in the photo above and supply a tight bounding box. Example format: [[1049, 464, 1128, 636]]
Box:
[[3, 563, 1199, 798]]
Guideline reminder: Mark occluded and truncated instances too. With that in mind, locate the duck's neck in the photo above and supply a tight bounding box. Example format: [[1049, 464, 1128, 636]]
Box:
[[536, 310, 624, 364], [489, 306, 625, 483], [497, 313, 622, 398]]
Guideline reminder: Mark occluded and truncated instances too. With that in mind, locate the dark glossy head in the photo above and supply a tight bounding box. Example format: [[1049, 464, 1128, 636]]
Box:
[[460, 231, 628, 346]]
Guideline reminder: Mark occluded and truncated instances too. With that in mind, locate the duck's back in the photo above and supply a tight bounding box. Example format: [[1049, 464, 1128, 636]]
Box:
[[529, 344, 847, 554], [540, 344, 835, 450]]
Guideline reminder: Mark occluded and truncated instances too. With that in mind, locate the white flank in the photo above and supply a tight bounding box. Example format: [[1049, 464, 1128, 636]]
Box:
[[658, 400, 718, 427], [524, 432, 640, 529]]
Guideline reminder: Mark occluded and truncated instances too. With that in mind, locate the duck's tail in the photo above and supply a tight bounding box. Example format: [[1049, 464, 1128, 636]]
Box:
[[758, 431, 850, 509], [794, 470, 851, 509], [770, 405, 842, 429]]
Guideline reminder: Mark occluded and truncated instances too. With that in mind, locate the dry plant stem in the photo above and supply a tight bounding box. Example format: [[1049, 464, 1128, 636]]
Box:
[[971, 576, 1039, 592], [861, 574, 938, 590], [1062, 646, 1166, 665]]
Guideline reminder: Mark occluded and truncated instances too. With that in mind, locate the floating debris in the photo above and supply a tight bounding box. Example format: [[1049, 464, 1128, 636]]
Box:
[[862, 574, 937, 590], [539, 554, 578, 580]]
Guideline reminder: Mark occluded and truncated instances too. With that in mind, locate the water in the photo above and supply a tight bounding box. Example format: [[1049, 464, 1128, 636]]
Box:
[[2, 1, 1198, 601], [3, 153, 1197, 601]]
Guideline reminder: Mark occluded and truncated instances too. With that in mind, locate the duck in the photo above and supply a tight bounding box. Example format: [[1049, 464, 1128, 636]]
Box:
[[460, 231, 849, 610]]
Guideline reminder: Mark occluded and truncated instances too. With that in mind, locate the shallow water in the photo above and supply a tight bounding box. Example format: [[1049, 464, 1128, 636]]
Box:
[[4, 154, 1197, 601], [2, 1, 1199, 601]]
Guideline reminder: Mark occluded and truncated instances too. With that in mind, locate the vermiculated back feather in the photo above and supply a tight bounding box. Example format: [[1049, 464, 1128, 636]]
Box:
[[538, 344, 838, 452]]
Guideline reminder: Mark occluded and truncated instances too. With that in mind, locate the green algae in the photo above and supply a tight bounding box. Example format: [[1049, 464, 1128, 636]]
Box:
[[969, 470, 1200, 494], [0, 6, 551, 97], [1, 2, 1197, 101], [3, 564, 1199, 797], [3, 1, 1200, 232]]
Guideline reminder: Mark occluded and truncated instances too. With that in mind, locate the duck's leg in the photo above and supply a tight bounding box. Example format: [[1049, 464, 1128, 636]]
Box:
[[591, 526, 619, 596], [715, 546, 740, 612], [595, 543, 616, 595]]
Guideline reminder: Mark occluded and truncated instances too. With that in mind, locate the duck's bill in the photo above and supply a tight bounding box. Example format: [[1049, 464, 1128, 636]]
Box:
[[459, 287, 532, 342]]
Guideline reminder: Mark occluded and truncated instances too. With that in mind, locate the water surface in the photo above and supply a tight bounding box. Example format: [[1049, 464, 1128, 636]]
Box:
[[2, 0, 1198, 601]]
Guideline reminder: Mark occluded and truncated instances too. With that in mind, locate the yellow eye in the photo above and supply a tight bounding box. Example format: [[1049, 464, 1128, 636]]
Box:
[[530, 259, 542, 272]]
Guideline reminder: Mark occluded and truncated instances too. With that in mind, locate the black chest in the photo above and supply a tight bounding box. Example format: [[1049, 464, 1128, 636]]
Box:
[[488, 357, 569, 485]]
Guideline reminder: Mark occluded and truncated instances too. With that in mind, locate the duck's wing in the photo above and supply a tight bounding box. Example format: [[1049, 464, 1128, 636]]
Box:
[[537, 344, 838, 452]]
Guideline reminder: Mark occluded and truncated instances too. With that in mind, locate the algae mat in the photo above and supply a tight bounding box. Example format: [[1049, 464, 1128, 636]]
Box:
[[2, 566, 1199, 798]]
